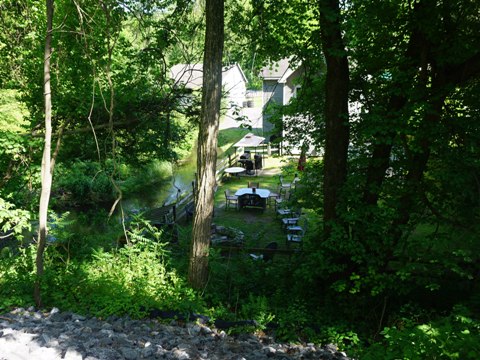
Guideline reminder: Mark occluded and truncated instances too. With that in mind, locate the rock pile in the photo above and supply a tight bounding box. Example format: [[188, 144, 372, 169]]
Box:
[[0, 307, 353, 360]]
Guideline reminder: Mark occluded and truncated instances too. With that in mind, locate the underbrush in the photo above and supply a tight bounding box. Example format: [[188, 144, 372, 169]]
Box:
[[358, 305, 480, 359], [52, 159, 174, 209], [119, 159, 173, 194], [0, 215, 202, 318], [1, 213, 479, 358]]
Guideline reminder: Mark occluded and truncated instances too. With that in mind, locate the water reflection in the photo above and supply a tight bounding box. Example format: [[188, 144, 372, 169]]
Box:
[[121, 149, 197, 213]]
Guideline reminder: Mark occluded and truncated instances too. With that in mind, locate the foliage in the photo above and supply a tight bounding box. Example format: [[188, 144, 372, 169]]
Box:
[[359, 305, 480, 360], [53, 161, 114, 208], [0, 213, 202, 317], [0, 90, 29, 130], [0, 198, 31, 240], [118, 159, 173, 194], [0, 244, 36, 311]]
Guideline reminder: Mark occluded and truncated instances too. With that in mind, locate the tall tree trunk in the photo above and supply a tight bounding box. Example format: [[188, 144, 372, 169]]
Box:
[[34, 0, 54, 308], [319, 0, 350, 238], [188, 0, 224, 290]]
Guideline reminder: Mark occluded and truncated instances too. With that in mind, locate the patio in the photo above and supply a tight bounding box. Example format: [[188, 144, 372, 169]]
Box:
[[211, 157, 308, 255]]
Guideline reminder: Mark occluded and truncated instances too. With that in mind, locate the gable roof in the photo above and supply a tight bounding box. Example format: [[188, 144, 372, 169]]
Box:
[[259, 58, 302, 84], [223, 63, 248, 84], [259, 58, 291, 80], [170, 63, 247, 90], [170, 63, 204, 89]]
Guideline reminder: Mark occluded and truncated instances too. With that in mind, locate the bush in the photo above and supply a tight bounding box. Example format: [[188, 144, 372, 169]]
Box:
[[119, 159, 173, 194], [37, 216, 200, 317], [0, 214, 202, 318], [0, 245, 36, 312], [54, 160, 114, 207], [359, 305, 480, 359]]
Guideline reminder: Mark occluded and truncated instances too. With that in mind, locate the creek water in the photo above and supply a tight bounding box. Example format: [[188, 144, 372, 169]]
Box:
[[120, 149, 198, 214]]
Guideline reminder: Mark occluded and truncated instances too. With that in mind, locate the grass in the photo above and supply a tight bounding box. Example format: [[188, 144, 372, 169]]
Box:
[[217, 127, 251, 157], [175, 154, 308, 253], [0, 89, 29, 132], [211, 155, 307, 251]]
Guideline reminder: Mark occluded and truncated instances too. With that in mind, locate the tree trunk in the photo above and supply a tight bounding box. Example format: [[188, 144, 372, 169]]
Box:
[[188, 0, 224, 290], [34, 0, 54, 308], [319, 0, 350, 238]]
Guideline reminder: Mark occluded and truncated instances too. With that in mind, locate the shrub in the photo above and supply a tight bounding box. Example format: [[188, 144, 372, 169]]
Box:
[[54, 160, 113, 207], [38, 215, 200, 317], [359, 305, 480, 359]]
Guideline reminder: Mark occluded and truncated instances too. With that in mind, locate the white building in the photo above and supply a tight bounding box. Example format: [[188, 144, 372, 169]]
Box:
[[170, 63, 248, 107]]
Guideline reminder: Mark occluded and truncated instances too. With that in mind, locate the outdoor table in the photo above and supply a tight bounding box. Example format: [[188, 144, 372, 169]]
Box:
[[224, 166, 245, 178], [235, 188, 270, 210]]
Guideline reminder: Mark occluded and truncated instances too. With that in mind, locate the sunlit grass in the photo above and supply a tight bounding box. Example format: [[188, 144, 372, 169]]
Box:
[[0, 89, 29, 132]]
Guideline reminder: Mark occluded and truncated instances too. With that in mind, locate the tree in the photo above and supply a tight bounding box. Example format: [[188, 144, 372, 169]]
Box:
[[34, 0, 54, 307], [188, 0, 224, 290], [318, 0, 350, 237]]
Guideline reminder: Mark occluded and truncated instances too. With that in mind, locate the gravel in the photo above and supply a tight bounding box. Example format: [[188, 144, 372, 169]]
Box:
[[0, 307, 353, 360]]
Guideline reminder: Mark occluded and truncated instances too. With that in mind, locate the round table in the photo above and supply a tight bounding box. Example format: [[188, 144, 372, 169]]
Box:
[[224, 167, 245, 177]]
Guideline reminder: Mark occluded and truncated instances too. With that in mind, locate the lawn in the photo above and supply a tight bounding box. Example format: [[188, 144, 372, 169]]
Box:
[[177, 155, 308, 254], [211, 155, 308, 252]]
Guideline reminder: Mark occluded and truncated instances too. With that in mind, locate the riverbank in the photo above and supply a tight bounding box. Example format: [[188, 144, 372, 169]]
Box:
[[0, 307, 353, 360]]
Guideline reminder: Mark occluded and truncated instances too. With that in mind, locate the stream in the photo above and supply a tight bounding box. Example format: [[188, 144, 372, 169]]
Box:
[[120, 149, 198, 214]]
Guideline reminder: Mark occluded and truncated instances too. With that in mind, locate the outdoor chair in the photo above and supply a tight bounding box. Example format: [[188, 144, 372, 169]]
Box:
[[276, 200, 298, 218], [224, 189, 238, 210], [238, 193, 266, 210], [281, 208, 302, 229], [249, 241, 278, 262], [268, 185, 281, 207], [245, 160, 255, 175], [254, 154, 263, 170], [279, 174, 300, 196], [248, 181, 260, 189], [286, 219, 307, 248], [281, 216, 299, 229], [274, 187, 292, 210], [279, 175, 292, 196]]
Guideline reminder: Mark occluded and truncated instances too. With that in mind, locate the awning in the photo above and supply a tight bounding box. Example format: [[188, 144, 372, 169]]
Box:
[[233, 133, 265, 148]]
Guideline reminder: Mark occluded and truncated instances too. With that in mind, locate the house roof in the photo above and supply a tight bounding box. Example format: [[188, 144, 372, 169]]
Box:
[[170, 63, 247, 90], [233, 133, 265, 148], [259, 58, 291, 80], [259, 58, 301, 84], [223, 63, 248, 84], [170, 63, 204, 89]]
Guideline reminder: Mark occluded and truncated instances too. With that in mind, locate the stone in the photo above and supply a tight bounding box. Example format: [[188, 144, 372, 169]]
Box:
[[263, 346, 276, 355], [173, 348, 190, 359], [72, 314, 86, 321], [120, 346, 139, 360], [64, 347, 83, 360], [0, 308, 353, 360], [49, 307, 61, 316]]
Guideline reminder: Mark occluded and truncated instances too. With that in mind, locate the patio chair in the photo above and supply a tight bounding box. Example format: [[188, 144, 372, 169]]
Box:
[[254, 154, 263, 170], [279, 175, 292, 196], [249, 241, 278, 262], [279, 174, 300, 196], [245, 160, 255, 175], [280, 208, 302, 229], [282, 216, 299, 229], [276, 198, 298, 218], [274, 186, 292, 211], [268, 185, 281, 207], [224, 189, 238, 210], [248, 181, 260, 189], [286, 219, 307, 248]]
